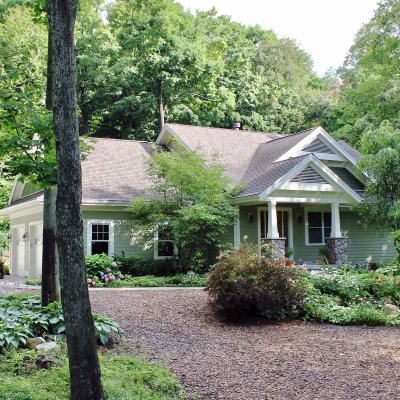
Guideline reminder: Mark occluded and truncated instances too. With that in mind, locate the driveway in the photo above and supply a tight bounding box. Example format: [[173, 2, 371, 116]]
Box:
[[90, 289, 400, 400]]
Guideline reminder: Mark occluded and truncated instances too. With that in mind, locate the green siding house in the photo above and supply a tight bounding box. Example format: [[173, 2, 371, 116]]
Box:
[[0, 124, 396, 277]]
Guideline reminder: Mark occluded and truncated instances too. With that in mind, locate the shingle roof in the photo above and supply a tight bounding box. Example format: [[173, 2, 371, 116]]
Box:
[[5, 126, 362, 209], [165, 123, 282, 185], [336, 140, 361, 161], [238, 155, 309, 197], [81, 138, 154, 203]]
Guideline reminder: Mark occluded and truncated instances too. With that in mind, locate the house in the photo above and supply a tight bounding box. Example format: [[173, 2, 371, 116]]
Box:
[[0, 124, 396, 277]]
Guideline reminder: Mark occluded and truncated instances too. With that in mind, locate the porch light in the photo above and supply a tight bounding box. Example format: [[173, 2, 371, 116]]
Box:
[[22, 232, 28, 241], [7, 233, 11, 241], [296, 213, 303, 224], [248, 213, 254, 223]]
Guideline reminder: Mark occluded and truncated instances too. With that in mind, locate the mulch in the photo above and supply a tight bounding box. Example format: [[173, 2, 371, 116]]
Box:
[[90, 289, 400, 400]]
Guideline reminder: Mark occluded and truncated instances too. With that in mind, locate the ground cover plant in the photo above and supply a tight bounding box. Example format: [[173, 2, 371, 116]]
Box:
[[303, 264, 400, 325], [0, 295, 122, 349], [0, 346, 186, 400]]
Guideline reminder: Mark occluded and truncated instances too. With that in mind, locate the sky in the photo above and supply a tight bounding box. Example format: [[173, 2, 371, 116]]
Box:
[[177, 0, 379, 76]]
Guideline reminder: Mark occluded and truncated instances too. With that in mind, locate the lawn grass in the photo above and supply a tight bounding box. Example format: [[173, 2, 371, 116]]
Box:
[[0, 346, 186, 400], [105, 274, 207, 288]]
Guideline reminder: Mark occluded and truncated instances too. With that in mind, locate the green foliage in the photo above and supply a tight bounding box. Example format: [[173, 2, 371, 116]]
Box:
[[355, 123, 400, 254], [303, 266, 400, 325], [0, 348, 186, 399], [85, 253, 113, 277], [303, 294, 393, 325], [103, 273, 207, 288], [25, 277, 41, 286], [328, 0, 400, 146], [112, 254, 177, 277], [207, 240, 307, 321], [0, 296, 123, 349], [130, 143, 238, 270]]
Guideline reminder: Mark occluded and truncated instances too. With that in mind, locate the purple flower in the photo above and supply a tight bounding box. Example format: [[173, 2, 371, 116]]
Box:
[[86, 278, 92, 284], [111, 262, 117, 268]]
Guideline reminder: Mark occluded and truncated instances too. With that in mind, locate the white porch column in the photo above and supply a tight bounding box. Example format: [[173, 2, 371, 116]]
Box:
[[233, 217, 241, 249], [267, 200, 279, 239], [330, 202, 341, 237]]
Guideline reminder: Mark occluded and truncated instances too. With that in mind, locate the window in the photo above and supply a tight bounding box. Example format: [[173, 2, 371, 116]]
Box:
[[306, 212, 331, 245], [155, 224, 174, 258], [87, 221, 114, 256]]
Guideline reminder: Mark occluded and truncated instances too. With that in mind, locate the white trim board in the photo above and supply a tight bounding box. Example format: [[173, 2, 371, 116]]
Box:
[[259, 154, 362, 204], [86, 219, 115, 256], [275, 126, 357, 165]]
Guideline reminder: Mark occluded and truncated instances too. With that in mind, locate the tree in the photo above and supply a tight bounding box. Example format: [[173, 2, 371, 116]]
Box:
[[0, 4, 60, 305], [356, 122, 400, 255], [47, 0, 104, 398], [131, 142, 238, 270], [328, 0, 400, 147]]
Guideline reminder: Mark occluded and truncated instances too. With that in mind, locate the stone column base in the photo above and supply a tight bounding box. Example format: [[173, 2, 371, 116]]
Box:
[[325, 237, 348, 265], [262, 238, 286, 260]]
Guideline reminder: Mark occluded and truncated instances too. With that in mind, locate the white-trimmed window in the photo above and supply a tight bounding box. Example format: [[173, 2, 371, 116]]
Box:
[[87, 220, 114, 256], [155, 224, 174, 259], [306, 212, 331, 245]]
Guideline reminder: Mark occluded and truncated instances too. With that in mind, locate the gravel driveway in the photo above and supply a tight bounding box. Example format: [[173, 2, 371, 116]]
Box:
[[90, 289, 400, 400]]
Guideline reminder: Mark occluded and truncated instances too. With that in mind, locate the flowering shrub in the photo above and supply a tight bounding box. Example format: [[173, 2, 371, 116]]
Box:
[[86, 258, 124, 287], [207, 240, 307, 321]]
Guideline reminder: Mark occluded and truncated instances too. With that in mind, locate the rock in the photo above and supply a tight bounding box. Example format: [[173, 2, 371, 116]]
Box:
[[35, 355, 64, 370], [26, 337, 46, 350], [382, 304, 400, 315], [332, 297, 343, 305], [36, 341, 60, 353], [47, 334, 66, 341]]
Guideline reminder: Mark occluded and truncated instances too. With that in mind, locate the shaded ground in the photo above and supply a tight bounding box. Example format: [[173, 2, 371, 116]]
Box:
[[90, 289, 400, 400]]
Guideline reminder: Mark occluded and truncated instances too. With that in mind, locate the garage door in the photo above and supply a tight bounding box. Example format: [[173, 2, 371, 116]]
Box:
[[29, 224, 43, 278]]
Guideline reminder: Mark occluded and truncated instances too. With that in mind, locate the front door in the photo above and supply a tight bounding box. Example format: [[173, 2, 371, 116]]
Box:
[[259, 207, 293, 249]]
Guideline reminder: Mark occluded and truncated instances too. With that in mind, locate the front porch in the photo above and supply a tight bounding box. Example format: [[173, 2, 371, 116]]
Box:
[[235, 201, 349, 265]]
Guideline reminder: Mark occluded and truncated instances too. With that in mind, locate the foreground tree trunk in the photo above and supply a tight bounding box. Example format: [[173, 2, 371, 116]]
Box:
[[48, 1, 104, 398], [41, 13, 59, 306]]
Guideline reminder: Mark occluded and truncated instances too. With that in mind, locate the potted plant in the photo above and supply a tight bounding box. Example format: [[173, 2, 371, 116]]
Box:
[[285, 246, 294, 266], [319, 245, 330, 264]]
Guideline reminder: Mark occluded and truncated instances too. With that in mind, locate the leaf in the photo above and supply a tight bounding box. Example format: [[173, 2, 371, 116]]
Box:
[[99, 332, 109, 346]]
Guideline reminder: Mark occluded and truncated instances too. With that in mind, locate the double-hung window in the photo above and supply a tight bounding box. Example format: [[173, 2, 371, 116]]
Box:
[[306, 212, 331, 245], [155, 224, 174, 259], [87, 221, 114, 256]]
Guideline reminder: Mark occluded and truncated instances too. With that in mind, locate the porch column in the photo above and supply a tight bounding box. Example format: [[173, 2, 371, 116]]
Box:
[[267, 200, 279, 239], [330, 202, 341, 238], [264, 200, 285, 259], [325, 202, 348, 265]]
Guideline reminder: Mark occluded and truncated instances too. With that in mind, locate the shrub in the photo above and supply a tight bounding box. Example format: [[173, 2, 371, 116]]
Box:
[[113, 254, 177, 277], [207, 241, 307, 321], [85, 253, 113, 277], [106, 273, 207, 288]]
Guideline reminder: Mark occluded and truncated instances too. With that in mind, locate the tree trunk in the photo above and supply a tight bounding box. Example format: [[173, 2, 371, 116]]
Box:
[[48, 1, 104, 399], [41, 187, 59, 305], [41, 10, 59, 306], [158, 79, 165, 130]]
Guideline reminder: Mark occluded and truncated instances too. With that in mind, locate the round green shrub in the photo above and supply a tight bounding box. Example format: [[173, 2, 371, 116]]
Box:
[[207, 241, 307, 321]]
